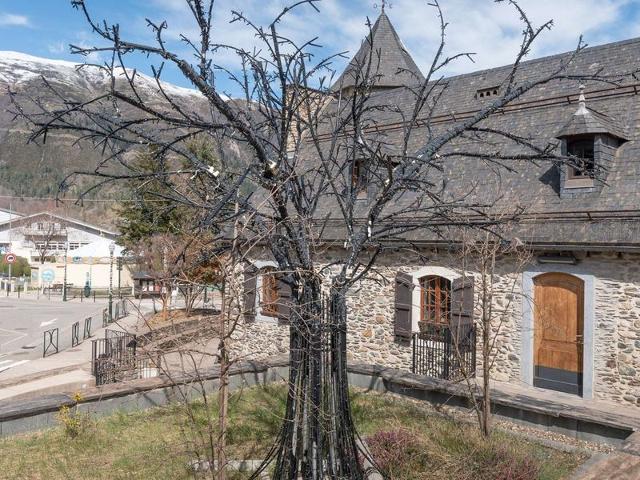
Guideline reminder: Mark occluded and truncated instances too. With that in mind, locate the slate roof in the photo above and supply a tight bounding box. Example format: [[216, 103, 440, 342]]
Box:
[[310, 29, 640, 250], [331, 12, 424, 92], [556, 104, 629, 141]]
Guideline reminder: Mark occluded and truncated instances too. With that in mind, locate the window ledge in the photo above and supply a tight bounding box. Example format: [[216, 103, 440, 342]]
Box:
[[565, 178, 595, 189]]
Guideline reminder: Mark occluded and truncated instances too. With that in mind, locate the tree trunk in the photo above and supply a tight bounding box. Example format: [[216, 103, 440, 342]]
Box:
[[217, 282, 229, 480], [269, 284, 364, 479], [481, 267, 491, 437]]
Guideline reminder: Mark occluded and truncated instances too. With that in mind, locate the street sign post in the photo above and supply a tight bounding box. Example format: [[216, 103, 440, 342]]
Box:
[[4, 253, 15, 295]]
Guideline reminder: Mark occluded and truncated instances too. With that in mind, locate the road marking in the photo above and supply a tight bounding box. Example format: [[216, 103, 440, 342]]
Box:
[[0, 360, 29, 373], [39, 318, 58, 327]]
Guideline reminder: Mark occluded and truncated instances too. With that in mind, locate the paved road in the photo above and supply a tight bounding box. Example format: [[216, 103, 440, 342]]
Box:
[[0, 294, 109, 375]]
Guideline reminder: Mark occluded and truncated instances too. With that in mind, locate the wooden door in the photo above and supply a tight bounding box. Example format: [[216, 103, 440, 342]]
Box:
[[533, 273, 584, 395]]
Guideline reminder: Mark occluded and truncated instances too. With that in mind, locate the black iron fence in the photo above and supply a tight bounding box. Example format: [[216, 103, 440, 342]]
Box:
[[71, 322, 80, 347], [102, 299, 129, 327], [91, 329, 139, 385], [83, 317, 92, 340], [94, 354, 161, 386], [43, 328, 59, 357], [411, 323, 476, 381]]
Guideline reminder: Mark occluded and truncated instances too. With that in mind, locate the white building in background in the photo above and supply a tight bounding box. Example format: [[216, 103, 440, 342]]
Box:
[[0, 207, 22, 225], [0, 211, 132, 289]]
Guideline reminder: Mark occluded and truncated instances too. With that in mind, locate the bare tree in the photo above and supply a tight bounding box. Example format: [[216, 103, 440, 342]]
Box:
[[11, 0, 633, 477], [21, 217, 68, 265], [454, 226, 532, 437]]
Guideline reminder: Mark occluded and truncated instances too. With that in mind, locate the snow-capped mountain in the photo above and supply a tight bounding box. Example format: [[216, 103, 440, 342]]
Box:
[[0, 50, 202, 99], [0, 51, 217, 217]]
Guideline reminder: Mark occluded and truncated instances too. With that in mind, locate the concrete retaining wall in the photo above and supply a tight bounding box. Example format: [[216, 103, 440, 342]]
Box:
[[0, 359, 636, 445]]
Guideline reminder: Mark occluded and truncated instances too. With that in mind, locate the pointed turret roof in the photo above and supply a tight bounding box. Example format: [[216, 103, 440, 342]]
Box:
[[332, 12, 424, 93]]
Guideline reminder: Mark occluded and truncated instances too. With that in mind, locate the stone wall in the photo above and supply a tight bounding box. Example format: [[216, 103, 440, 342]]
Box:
[[240, 249, 640, 407]]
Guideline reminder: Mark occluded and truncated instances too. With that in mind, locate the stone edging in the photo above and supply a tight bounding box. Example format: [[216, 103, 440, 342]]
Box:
[[0, 357, 638, 445]]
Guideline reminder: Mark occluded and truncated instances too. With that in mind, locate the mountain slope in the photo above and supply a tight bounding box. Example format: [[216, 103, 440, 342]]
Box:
[[0, 51, 213, 224]]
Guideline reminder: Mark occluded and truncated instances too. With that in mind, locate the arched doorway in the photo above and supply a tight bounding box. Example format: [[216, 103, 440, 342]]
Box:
[[533, 272, 584, 395]]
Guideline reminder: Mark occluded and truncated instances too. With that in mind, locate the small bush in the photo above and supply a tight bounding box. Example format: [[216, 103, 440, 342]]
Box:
[[56, 393, 93, 439], [365, 429, 429, 478]]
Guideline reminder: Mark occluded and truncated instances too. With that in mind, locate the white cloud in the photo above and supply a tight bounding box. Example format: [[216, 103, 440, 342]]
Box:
[[142, 0, 633, 77], [100, 0, 634, 93], [384, 0, 633, 76], [0, 12, 30, 27], [48, 42, 66, 55]]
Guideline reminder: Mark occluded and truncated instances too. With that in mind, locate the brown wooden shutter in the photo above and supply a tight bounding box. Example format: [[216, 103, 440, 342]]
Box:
[[243, 264, 258, 323], [394, 272, 414, 342], [276, 274, 292, 326], [450, 276, 475, 341]]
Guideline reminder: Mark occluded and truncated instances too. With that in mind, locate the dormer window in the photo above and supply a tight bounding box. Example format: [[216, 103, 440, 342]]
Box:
[[567, 138, 595, 180], [555, 85, 628, 196]]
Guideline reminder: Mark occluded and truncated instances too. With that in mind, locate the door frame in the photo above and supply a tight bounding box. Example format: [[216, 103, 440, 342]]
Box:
[[522, 266, 595, 399]]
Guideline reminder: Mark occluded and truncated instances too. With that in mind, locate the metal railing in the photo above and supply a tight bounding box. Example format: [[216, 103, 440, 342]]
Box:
[[71, 322, 80, 347], [91, 330, 137, 378], [102, 299, 129, 327], [411, 323, 476, 381], [43, 328, 59, 357], [94, 354, 161, 386], [83, 317, 92, 340]]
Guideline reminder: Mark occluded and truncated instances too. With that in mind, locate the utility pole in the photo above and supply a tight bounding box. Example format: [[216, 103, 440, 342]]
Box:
[[6, 261, 11, 297]]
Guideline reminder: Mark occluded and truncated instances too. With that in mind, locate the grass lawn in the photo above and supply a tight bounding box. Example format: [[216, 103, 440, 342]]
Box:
[[0, 384, 586, 479]]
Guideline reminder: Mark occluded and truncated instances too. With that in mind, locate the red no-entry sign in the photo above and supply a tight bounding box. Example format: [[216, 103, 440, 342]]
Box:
[[4, 253, 15, 264]]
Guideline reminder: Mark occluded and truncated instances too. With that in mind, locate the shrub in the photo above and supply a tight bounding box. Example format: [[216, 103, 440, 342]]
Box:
[[484, 446, 541, 480], [56, 393, 93, 439], [365, 429, 428, 478]]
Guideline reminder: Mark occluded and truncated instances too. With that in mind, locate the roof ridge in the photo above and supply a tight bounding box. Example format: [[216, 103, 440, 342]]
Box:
[[439, 36, 640, 83]]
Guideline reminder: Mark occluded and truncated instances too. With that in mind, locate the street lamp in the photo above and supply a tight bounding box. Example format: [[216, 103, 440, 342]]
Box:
[[108, 242, 115, 321], [62, 241, 68, 302]]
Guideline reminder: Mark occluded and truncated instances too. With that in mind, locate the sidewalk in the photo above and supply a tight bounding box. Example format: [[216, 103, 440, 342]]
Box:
[[0, 312, 140, 401], [0, 306, 221, 401]]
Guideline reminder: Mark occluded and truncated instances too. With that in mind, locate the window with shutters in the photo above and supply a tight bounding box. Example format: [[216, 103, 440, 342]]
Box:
[[260, 267, 280, 317], [420, 276, 451, 326]]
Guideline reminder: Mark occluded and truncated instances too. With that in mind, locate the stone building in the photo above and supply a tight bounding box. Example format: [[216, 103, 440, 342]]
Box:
[[238, 11, 640, 408]]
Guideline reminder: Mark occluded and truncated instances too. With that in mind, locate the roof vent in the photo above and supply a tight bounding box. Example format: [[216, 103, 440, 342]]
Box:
[[476, 86, 500, 99]]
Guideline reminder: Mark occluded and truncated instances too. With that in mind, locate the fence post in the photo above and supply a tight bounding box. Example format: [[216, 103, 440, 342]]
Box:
[[444, 327, 451, 380], [43, 328, 59, 357], [73, 322, 81, 347], [411, 333, 416, 374], [83, 317, 92, 340], [91, 340, 96, 376]]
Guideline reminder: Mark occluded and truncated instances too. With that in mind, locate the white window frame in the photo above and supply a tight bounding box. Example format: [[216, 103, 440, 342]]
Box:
[[408, 266, 461, 333]]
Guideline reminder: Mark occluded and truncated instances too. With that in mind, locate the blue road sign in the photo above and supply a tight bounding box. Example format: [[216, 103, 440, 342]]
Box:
[[41, 269, 55, 283]]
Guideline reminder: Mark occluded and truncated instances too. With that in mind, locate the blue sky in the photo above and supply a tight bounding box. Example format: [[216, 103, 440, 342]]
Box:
[[1, 0, 640, 95]]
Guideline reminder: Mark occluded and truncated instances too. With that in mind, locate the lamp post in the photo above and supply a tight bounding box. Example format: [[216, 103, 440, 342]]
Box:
[[117, 256, 122, 299], [108, 242, 115, 321], [62, 241, 68, 302]]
